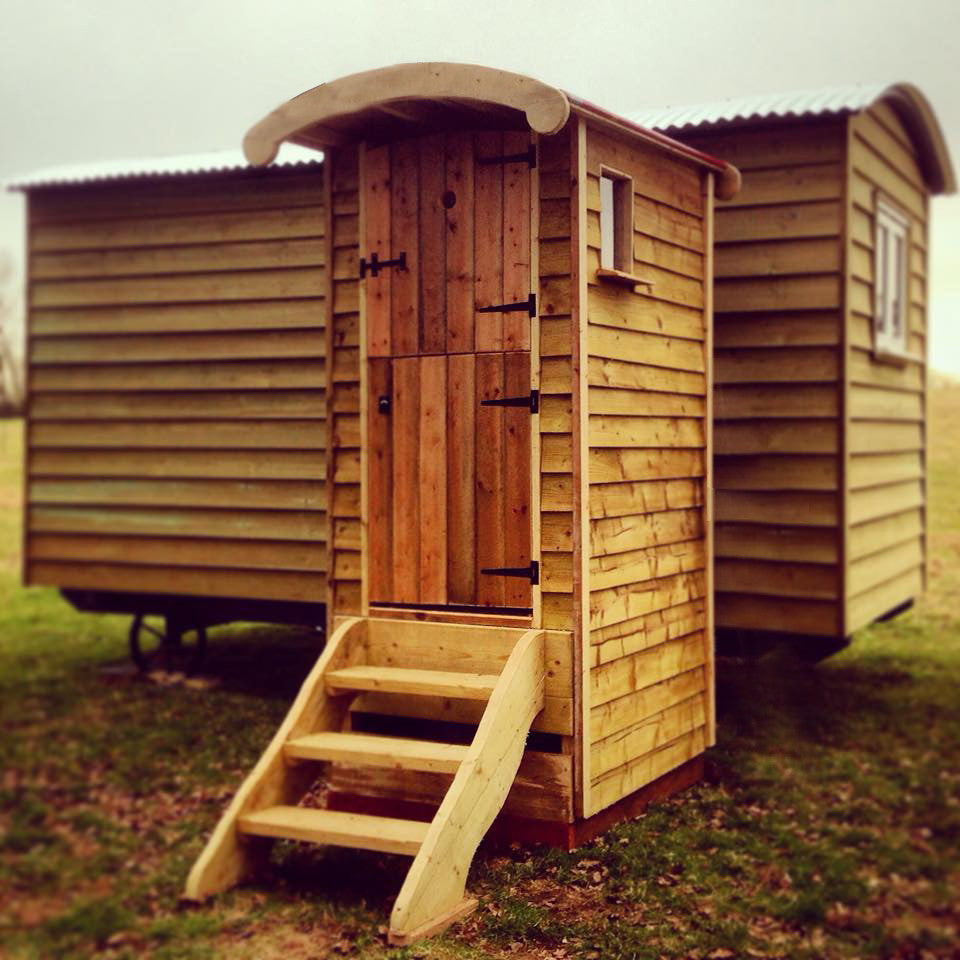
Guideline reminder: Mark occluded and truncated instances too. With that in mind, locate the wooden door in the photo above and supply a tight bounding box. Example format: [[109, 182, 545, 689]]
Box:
[[364, 131, 534, 610]]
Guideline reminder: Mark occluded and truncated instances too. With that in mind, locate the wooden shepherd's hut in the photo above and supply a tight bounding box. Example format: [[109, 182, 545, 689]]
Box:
[[636, 84, 955, 652]]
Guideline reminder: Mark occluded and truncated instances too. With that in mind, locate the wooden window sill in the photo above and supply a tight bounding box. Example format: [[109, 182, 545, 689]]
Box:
[[595, 268, 653, 289], [871, 347, 912, 367]]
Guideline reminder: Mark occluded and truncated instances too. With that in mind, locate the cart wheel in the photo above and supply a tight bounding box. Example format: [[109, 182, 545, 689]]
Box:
[[129, 614, 207, 674]]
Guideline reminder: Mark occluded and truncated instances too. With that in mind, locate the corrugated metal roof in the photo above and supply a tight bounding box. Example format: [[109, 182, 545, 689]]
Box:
[[7, 142, 322, 190], [630, 83, 892, 134]]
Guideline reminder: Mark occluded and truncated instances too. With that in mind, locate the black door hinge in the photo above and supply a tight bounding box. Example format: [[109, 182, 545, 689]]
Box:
[[480, 560, 539, 585], [480, 389, 539, 414], [476, 144, 537, 169], [359, 251, 407, 278], [477, 293, 536, 317]]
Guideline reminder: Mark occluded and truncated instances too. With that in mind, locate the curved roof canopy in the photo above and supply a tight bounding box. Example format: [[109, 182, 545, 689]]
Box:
[[632, 82, 956, 195], [244, 62, 571, 166]]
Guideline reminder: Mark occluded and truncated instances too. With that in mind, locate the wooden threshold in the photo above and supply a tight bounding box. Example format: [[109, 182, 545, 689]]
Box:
[[369, 604, 534, 628]]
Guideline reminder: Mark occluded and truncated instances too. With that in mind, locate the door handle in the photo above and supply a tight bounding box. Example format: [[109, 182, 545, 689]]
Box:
[[378, 395, 391, 414]]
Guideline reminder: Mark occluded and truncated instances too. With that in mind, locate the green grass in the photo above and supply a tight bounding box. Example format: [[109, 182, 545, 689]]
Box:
[[1, 387, 959, 959]]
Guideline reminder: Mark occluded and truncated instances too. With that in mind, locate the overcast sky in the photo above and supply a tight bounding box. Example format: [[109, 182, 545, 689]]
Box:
[[1, 0, 958, 372]]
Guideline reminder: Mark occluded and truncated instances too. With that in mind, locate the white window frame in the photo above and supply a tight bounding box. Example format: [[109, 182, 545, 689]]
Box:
[[873, 196, 911, 358], [599, 167, 633, 273]]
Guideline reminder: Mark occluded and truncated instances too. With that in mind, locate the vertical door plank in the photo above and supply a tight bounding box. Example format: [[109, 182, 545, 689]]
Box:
[[367, 358, 393, 601], [445, 132, 475, 354], [475, 352, 505, 606], [391, 139, 420, 356], [391, 357, 420, 603], [418, 355, 448, 602], [474, 131, 504, 353], [502, 131, 532, 352], [503, 351, 532, 607], [364, 144, 392, 357], [419, 134, 446, 354], [446, 353, 476, 603]]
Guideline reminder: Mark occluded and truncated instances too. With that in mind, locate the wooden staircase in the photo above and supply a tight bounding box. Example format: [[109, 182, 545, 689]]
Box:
[[184, 616, 546, 944]]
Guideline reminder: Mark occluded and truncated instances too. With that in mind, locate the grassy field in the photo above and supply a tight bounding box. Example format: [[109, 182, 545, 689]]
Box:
[[1, 387, 958, 960]]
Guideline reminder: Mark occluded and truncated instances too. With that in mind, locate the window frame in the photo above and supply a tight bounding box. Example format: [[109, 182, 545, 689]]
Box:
[[872, 193, 911, 362], [598, 166, 634, 274]]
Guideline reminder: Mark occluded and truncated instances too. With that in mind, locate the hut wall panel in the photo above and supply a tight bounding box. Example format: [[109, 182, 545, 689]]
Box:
[[583, 126, 711, 814], [685, 120, 847, 639], [844, 108, 928, 632], [325, 150, 362, 620], [24, 166, 328, 607]]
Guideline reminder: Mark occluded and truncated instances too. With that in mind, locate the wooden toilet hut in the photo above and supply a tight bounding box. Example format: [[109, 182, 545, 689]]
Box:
[[635, 84, 955, 651], [172, 62, 739, 942]]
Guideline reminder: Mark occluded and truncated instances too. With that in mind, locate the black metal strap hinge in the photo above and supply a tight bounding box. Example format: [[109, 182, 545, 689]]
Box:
[[477, 293, 536, 318], [480, 389, 539, 414], [359, 251, 406, 278], [480, 560, 539, 585], [476, 144, 537, 169]]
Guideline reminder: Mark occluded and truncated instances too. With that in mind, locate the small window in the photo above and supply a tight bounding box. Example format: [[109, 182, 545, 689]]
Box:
[[599, 169, 633, 272], [873, 197, 910, 357]]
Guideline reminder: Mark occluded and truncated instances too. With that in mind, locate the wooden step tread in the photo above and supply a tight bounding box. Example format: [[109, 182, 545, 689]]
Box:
[[325, 665, 499, 700], [237, 806, 429, 856], [285, 732, 468, 773]]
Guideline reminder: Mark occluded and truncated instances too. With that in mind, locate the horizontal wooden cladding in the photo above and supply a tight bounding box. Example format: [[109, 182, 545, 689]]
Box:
[[848, 538, 923, 599], [31, 205, 326, 252], [849, 480, 924, 526], [716, 490, 838, 526], [585, 127, 704, 216], [29, 534, 327, 573], [30, 359, 326, 393], [716, 274, 841, 314], [724, 162, 843, 208], [589, 357, 705, 396], [29, 478, 325, 512], [590, 477, 702, 520], [588, 325, 705, 374], [589, 539, 705, 594], [30, 419, 329, 450], [27, 170, 325, 224], [590, 570, 705, 632], [849, 509, 923, 562], [591, 630, 708, 708], [714, 312, 840, 349], [589, 415, 704, 449], [688, 120, 844, 172], [633, 196, 704, 254], [589, 448, 705, 484], [31, 329, 325, 366], [30, 506, 326, 541], [849, 385, 924, 421], [592, 693, 706, 782], [32, 267, 325, 309], [591, 508, 703, 557], [848, 421, 923, 455], [588, 284, 704, 341], [28, 560, 325, 604], [851, 129, 926, 222], [714, 454, 838, 491], [847, 567, 923, 635], [716, 523, 838, 564], [31, 237, 326, 281], [29, 390, 325, 422], [848, 452, 923, 492], [29, 448, 328, 481], [849, 349, 923, 392], [715, 236, 841, 279], [588, 257, 704, 311], [588, 386, 705, 418], [328, 749, 572, 822], [591, 725, 706, 811], [714, 419, 837, 455], [31, 300, 327, 338], [715, 201, 842, 243], [717, 593, 838, 637], [590, 597, 705, 664], [716, 558, 837, 600], [715, 346, 839, 384], [715, 383, 838, 419]]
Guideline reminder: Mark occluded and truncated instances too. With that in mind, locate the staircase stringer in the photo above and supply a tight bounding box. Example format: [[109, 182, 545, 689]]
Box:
[[388, 628, 546, 944], [184, 616, 367, 900]]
